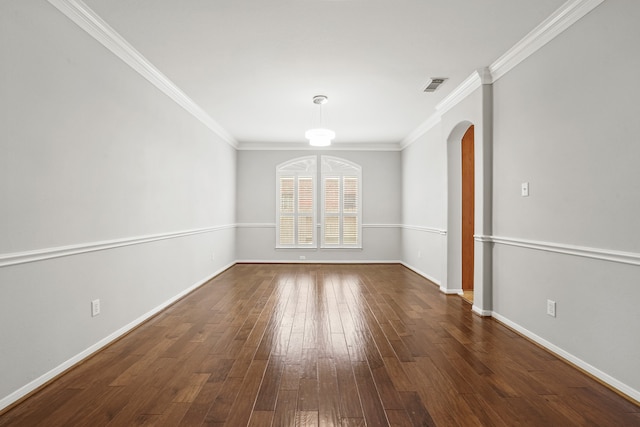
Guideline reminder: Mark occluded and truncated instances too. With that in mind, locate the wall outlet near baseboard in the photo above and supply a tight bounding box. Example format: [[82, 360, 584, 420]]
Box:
[[299, 255, 306, 260], [546, 299, 556, 317], [91, 299, 101, 317]]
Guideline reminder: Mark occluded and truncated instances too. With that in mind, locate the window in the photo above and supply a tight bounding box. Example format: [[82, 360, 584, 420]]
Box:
[[276, 156, 317, 248], [276, 155, 361, 249], [321, 156, 362, 248]]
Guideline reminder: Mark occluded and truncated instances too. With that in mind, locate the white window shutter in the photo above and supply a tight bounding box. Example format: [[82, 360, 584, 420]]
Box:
[[276, 157, 317, 248], [321, 156, 362, 248]]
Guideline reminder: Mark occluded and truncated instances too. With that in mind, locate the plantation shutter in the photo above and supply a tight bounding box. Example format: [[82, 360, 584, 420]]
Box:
[[321, 156, 361, 248], [297, 176, 314, 245], [276, 157, 317, 248], [342, 177, 359, 245], [278, 177, 295, 246]]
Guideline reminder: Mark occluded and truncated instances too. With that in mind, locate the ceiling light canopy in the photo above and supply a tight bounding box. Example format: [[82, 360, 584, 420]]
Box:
[[306, 95, 335, 147]]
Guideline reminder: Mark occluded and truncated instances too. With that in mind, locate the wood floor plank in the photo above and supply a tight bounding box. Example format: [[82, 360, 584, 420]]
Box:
[[273, 389, 298, 427], [254, 356, 285, 411], [398, 391, 437, 427], [202, 375, 244, 424], [295, 410, 319, 426], [352, 361, 389, 426], [335, 359, 364, 419], [2, 264, 638, 426], [223, 359, 268, 426], [297, 378, 319, 411], [248, 410, 274, 427], [318, 357, 341, 427], [370, 364, 405, 410]]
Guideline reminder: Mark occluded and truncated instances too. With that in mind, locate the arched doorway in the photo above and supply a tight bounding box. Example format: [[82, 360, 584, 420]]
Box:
[[445, 117, 492, 315], [461, 125, 474, 303], [443, 71, 493, 316]]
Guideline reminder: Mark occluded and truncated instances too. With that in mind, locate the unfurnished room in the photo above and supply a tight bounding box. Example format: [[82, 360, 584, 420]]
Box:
[[1, 0, 639, 425]]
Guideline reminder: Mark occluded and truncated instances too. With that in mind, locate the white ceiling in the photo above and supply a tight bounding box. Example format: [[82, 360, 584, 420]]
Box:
[[82, 0, 566, 148]]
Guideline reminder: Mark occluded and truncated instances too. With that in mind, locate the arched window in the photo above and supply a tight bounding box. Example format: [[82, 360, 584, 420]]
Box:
[[276, 155, 361, 249], [321, 156, 362, 248], [276, 156, 317, 248]]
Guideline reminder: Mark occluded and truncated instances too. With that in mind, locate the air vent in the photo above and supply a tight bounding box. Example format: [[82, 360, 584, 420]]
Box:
[[422, 77, 448, 93]]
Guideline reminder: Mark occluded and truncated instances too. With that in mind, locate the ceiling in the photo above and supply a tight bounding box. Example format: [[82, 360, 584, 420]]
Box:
[[82, 0, 566, 149]]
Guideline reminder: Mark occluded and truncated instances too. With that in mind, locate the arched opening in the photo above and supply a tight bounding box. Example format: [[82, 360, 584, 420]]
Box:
[[461, 125, 475, 304], [446, 118, 491, 315], [445, 121, 472, 292], [443, 75, 493, 316]]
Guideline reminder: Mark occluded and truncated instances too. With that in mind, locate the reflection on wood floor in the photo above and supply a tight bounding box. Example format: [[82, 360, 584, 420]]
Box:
[[1, 263, 638, 426]]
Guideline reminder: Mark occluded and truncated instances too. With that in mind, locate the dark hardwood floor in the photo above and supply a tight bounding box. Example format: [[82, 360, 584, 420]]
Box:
[[1, 263, 638, 426]]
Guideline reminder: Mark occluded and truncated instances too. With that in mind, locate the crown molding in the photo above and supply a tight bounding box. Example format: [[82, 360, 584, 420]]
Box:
[[48, 0, 604, 152], [47, 0, 237, 148], [436, 68, 491, 116], [399, 113, 442, 149], [236, 141, 402, 151], [402, 0, 604, 149], [490, 0, 605, 82]]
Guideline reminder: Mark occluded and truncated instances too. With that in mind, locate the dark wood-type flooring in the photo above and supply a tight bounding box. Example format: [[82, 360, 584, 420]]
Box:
[[1, 264, 638, 426]]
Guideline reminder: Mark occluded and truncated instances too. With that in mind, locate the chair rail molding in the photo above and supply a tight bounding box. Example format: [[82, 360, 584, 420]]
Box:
[[0, 225, 235, 268], [403, 225, 447, 235], [476, 234, 640, 267]]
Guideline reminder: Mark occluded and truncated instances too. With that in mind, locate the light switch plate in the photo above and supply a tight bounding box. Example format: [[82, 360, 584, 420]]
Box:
[[521, 182, 529, 197]]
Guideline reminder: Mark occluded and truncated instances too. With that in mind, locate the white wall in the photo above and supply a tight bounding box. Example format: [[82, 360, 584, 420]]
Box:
[[491, 0, 640, 397], [0, 0, 236, 408], [236, 150, 401, 262], [400, 122, 447, 285]]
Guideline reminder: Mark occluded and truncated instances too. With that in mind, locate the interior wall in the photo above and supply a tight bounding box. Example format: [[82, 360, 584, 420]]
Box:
[[491, 0, 640, 397], [236, 150, 401, 262], [0, 0, 236, 407], [400, 122, 447, 285]]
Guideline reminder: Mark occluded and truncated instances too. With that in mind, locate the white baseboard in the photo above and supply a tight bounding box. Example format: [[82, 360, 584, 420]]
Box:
[[0, 262, 234, 412], [400, 262, 441, 286], [472, 305, 492, 317], [237, 259, 402, 264], [491, 311, 640, 403], [440, 287, 462, 295]]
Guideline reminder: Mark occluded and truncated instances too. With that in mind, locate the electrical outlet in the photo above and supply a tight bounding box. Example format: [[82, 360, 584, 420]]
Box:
[[299, 255, 306, 260], [546, 299, 556, 317], [91, 299, 101, 317]]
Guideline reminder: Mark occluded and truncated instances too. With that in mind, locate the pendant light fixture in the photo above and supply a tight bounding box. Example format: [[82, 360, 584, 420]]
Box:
[[305, 95, 335, 147]]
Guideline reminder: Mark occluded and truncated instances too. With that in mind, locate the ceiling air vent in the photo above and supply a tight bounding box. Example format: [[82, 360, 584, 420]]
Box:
[[422, 77, 448, 93]]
